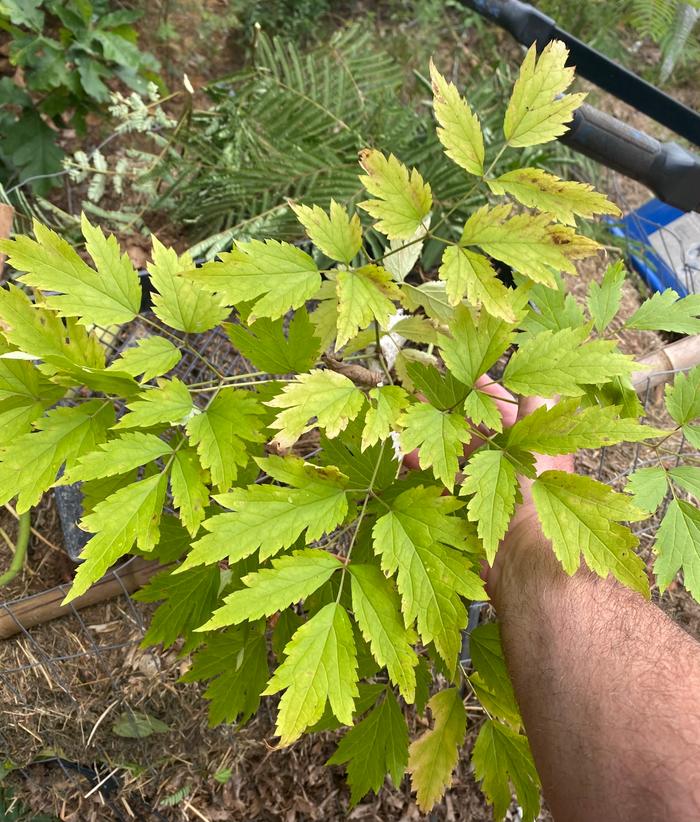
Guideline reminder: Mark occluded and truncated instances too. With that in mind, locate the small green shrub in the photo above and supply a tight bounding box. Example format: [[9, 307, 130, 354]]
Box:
[[1, 42, 699, 817]]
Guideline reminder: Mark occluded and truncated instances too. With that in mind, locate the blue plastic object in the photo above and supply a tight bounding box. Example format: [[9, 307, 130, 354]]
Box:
[[609, 198, 700, 296]]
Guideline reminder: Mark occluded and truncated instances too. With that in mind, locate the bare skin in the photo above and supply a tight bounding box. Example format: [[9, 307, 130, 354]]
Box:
[[488, 398, 700, 822]]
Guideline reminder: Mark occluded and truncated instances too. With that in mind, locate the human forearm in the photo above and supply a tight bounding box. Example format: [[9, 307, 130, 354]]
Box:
[[491, 512, 700, 822]]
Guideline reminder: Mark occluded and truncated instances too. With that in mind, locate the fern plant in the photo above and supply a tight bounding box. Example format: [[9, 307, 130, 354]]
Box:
[[1, 42, 700, 817]]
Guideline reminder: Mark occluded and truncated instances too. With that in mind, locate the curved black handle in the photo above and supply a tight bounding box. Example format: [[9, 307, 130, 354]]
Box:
[[561, 105, 700, 213]]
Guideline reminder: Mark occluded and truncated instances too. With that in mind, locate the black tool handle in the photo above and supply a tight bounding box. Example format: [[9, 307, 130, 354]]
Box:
[[561, 104, 700, 213]]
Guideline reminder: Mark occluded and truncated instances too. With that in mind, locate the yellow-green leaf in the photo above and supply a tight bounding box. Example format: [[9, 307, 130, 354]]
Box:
[[438, 245, 515, 320], [408, 688, 466, 812], [170, 447, 209, 537], [487, 168, 620, 226], [335, 265, 401, 350], [358, 149, 432, 240], [503, 40, 585, 147], [107, 336, 182, 382], [115, 377, 195, 429], [264, 602, 358, 745], [291, 199, 362, 264], [362, 385, 410, 450], [429, 60, 484, 176]]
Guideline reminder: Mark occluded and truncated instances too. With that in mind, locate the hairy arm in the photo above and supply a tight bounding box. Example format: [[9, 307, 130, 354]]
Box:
[[490, 509, 700, 822]]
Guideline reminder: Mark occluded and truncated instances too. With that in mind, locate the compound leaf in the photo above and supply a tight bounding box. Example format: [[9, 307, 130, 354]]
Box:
[[472, 720, 541, 822], [532, 470, 649, 595], [503, 327, 635, 397], [291, 199, 362, 264], [328, 691, 409, 806], [67, 472, 169, 601], [488, 168, 619, 226], [266, 369, 365, 448], [362, 385, 410, 451], [135, 564, 220, 651], [654, 498, 700, 601], [108, 336, 182, 382], [372, 486, 485, 667], [180, 627, 268, 726], [335, 265, 401, 350], [503, 40, 585, 147], [587, 260, 625, 332], [224, 308, 321, 374], [180, 457, 348, 570], [185, 389, 265, 491], [399, 402, 471, 491], [0, 400, 113, 512], [349, 563, 418, 701], [115, 377, 195, 429], [170, 447, 209, 536], [264, 602, 358, 745], [148, 236, 228, 333], [429, 60, 484, 176], [438, 245, 515, 320], [61, 431, 172, 483], [462, 449, 518, 564], [0, 216, 141, 326], [408, 688, 466, 812], [200, 549, 343, 630], [191, 239, 321, 321], [358, 150, 432, 240], [627, 289, 700, 334]]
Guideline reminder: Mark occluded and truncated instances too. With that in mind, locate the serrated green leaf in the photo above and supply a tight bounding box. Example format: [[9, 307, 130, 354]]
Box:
[[328, 691, 408, 806], [504, 399, 666, 454], [349, 563, 418, 701], [503, 326, 635, 397], [399, 402, 471, 490], [358, 149, 432, 240], [148, 236, 228, 332], [588, 260, 625, 332], [266, 369, 365, 448], [224, 308, 321, 374], [668, 467, 700, 500], [654, 498, 700, 601], [0, 400, 113, 513], [170, 448, 209, 536], [115, 377, 194, 429], [0, 358, 64, 442], [429, 60, 484, 176], [335, 265, 401, 350], [503, 40, 585, 147], [469, 623, 520, 728], [180, 457, 349, 571], [61, 431, 171, 484], [463, 390, 502, 433], [135, 564, 220, 651], [264, 602, 358, 744], [402, 281, 453, 323], [460, 204, 597, 287], [404, 361, 468, 410], [665, 366, 700, 425], [532, 470, 649, 595], [0, 216, 141, 326], [362, 385, 410, 451], [389, 315, 438, 345], [190, 239, 321, 321], [291, 199, 362, 264], [627, 289, 700, 334], [462, 450, 518, 564], [438, 245, 515, 320], [372, 485, 485, 667], [408, 687, 466, 812], [107, 336, 182, 382], [472, 720, 541, 822], [200, 549, 343, 630], [438, 304, 515, 389], [67, 472, 169, 601], [626, 467, 668, 513], [519, 277, 585, 339], [488, 168, 619, 226], [180, 626, 268, 726], [185, 389, 265, 492]]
